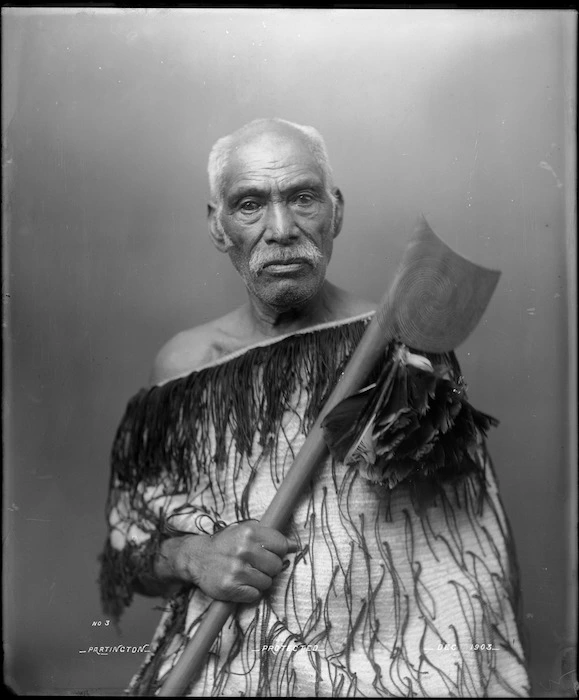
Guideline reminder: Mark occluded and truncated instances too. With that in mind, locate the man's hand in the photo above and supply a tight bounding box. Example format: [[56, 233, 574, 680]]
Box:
[[156, 522, 298, 604]]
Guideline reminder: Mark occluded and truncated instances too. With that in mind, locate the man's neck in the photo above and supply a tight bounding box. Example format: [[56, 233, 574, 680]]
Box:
[[245, 282, 330, 336], [238, 281, 373, 341]]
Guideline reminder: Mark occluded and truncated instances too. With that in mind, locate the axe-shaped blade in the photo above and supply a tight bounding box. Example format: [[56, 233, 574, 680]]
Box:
[[378, 215, 501, 353]]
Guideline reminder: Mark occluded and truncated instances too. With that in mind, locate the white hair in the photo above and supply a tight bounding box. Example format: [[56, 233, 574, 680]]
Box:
[[207, 118, 335, 203]]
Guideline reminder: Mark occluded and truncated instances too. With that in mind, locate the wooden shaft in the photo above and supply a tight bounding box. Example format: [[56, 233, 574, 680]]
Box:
[[158, 601, 234, 696], [261, 316, 392, 529]]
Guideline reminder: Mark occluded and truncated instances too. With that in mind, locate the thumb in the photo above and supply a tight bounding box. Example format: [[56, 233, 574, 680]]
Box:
[[286, 537, 300, 554]]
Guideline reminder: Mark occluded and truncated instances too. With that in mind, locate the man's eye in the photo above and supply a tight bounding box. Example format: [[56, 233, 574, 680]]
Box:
[[239, 201, 261, 213], [293, 193, 315, 207]]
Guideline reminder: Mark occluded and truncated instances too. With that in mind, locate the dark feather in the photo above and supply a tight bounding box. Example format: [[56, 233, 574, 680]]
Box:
[[322, 354, 399, 462], [321, 343, 499, 494], [320, 386, 376, 462]]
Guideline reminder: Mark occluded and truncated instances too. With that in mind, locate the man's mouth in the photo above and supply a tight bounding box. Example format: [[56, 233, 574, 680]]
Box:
[[261, 258, 310, 274]]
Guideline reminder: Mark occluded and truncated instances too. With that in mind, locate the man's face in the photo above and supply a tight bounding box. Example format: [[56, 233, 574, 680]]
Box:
[[210, 128, 342, 312]]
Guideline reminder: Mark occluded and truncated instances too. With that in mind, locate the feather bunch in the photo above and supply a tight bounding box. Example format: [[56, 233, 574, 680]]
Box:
[[321, 344, 498, 489]]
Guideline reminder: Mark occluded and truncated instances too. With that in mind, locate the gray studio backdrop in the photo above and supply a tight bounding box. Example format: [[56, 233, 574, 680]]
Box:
[[3, 8, 576, 697]]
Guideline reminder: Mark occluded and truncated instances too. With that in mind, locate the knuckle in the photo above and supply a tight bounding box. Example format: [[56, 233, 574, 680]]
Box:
[[234, 542, 251, 561], [228, 559, 244, 580], [238, 523, 256, 548], [240, 520, 256, 535]]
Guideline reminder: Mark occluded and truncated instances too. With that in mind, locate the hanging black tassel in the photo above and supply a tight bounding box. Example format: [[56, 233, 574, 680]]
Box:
[[99, 319, 371, 622]]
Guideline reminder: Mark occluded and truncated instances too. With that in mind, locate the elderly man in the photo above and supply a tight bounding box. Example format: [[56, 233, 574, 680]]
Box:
[[99, 118, 530, 697]]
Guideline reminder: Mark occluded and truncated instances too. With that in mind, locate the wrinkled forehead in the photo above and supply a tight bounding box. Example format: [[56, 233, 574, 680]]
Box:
[[223, 129, 325, 191]]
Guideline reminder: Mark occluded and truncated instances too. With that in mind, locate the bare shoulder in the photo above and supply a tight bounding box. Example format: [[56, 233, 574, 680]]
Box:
[[150, 326, 212, 386], [150, 318, 233, 386]]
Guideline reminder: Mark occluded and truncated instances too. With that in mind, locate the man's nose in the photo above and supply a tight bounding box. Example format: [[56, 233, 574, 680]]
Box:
[[263, 203, 298, 244]]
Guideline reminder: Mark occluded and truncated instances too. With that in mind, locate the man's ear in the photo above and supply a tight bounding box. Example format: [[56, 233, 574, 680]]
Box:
[[207, 201, 232, 252], [331, 188, 344, 239]]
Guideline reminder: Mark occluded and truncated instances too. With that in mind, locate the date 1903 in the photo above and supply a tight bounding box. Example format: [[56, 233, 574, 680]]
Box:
[[438, 643, 498, 651]]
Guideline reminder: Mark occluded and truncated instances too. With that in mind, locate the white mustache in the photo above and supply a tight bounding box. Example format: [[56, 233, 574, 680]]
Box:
[[249, 243, 324, 275]]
